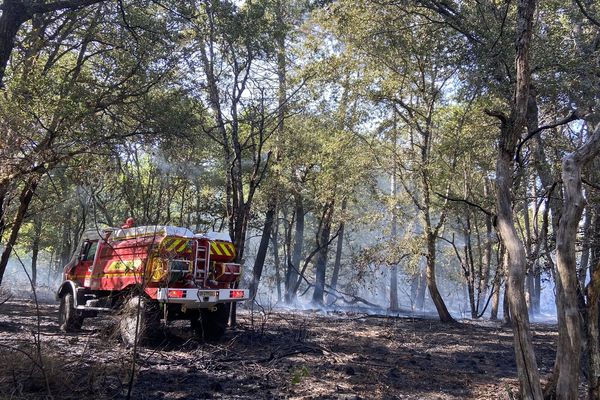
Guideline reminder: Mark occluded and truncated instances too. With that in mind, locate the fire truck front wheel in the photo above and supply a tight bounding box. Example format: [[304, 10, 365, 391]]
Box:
[[58, 292, 83, 332], [194, 304, 230, 340]]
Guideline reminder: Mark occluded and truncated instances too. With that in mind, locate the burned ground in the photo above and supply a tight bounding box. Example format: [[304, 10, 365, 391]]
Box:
[[0, 297, 557, 399]]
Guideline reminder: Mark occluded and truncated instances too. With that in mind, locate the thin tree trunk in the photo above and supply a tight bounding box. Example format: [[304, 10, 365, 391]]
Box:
[[586, 260, 600, 400], [0, 187, 8, 240], [426, 231, 454, 322], [481, 192, 494, 314], [312, 201, 334, 306], [30, 214, 43, 288], [586, 205, 600, 399], [523, 176, 534, 317], [553, 123, 600, 399], [580, 207, 593, 289], [249, 201, 276, 300], [501, 245, 511, 325], [390, 138, 399, 311], [491, 260, 502, 320], [327, 199, 346, 305], [0, 177, 39, 286], [271, 220, 282, 303], [415, 266, 427, 311], [286, 194, 304, 303]]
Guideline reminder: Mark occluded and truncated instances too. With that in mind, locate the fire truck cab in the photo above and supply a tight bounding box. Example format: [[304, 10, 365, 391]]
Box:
[[56, 225, 249, 343]]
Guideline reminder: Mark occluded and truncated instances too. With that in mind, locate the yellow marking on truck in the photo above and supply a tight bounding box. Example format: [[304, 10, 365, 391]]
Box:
[[106, 259, 142, 272], [210, 242, 223, 256], [226, 242, 236, 257], [166, 239, 182, 252], [220, 243, 232, 256], [177, 241, 189, 252], [94, 273, 139, 278]]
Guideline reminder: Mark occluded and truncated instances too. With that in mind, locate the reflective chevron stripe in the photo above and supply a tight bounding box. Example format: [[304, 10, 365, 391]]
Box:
[[211, 242, 223, 256], [209, 241, 236, 258], [177, 241, 189, 252], [165, 239, 182, 252]]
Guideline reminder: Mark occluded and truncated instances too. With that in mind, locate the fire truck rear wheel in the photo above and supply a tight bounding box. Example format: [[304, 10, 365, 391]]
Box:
[[58, 292, 83, 332], [195, 304, 230, 340], [119, 296, 161, 347]]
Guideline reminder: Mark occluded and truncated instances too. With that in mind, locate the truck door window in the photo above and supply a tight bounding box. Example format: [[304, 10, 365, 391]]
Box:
[[83, 241, 98, 261]]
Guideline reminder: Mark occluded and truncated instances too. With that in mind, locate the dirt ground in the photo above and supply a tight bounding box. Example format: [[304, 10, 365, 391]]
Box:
[[0, 297, 558, 400]]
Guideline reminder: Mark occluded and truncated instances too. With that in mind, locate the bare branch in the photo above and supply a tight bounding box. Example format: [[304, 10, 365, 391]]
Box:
[[434, 191, 494, 216], [516, 110, 580, 162], [574, 0, 600, 28]]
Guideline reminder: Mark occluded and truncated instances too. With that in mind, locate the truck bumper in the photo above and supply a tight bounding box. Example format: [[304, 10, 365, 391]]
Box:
[[153, 288, 249, 308]]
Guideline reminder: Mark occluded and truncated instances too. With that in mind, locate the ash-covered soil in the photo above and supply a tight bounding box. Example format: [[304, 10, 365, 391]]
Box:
[[0, 297, 557, 400]]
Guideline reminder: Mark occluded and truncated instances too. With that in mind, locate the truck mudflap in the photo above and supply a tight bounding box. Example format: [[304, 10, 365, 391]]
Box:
[[151, 288, 249, 307]]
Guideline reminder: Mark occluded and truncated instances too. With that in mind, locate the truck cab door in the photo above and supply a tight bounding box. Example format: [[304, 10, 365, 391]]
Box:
[[67, 240, 98, 284]]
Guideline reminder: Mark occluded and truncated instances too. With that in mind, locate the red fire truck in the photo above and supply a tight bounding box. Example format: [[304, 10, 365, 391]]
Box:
[[56, 224, 248, 343]]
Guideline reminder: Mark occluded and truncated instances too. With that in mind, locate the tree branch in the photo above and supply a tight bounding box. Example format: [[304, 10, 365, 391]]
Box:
[[434, 191, 494, 216], [516, 110, 580, 162], [30, 0, 107, 14], [574, 0, 600, 28]]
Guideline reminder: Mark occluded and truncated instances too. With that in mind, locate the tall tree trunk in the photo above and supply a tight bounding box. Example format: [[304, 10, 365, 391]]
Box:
[[286, 194, 304, 303], [30, 213, 43, 288], [425, 231, 454, 322], [422, 173, 453, 321], [415, 266, 427, 311], [586, 262, 600, 400], [249, 201, 276, 300], [554, 123, 600, 399], [0, 0, 30, 85], [0, 176, 39, 286], [312, 201, 334, 306], [523, 176, 534, 317], [327, 199, 346, 305], [586, 205, 600, 399], [390, 140, 399, 311], [491, 0, 542, 397], [0, 187, 8, 240], [271, 222, 282, 303], [491, 258, 502, 320], [480, 200, 494, 314]]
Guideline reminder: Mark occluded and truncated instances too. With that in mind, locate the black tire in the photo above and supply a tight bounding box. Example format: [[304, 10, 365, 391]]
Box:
[[195, 304, 230, 340], [119, 296, 161, 347], [58, 292, 83, 332]]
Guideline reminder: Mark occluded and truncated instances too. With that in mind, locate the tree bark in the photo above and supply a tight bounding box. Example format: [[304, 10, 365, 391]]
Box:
[[390, 144, 399, 311], [0, 0, 106, 85], [587, 271, 600, 400], [327, 199, 346, 306], [249, 201, 276, 300], [30, 213, 43, 288], [492, 1, 543, 397], [286, 194, 304, 303], [312, 201, 334, 306], [415, 266, 427, 311], [490, 249, 502, 321], [0, 0, 31, 85], [554, 123, 600, 399], [426, 231, 454, 322], [0, 176, 39, 286]]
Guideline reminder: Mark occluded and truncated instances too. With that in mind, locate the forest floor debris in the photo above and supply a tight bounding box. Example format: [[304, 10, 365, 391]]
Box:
[[0, 298, 558, 399]]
